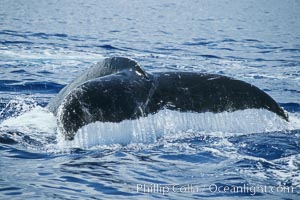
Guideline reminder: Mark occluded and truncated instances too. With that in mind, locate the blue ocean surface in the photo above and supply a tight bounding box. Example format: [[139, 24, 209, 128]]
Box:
[[0, 0, 300, 199]]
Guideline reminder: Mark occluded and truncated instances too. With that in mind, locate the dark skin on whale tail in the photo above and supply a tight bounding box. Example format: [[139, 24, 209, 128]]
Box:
[[47, 57, 288, 140], [47, 57, 146, 115]]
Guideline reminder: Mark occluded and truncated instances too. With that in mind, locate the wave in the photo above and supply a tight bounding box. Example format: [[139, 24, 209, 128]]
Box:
[[0, 48, 104, 61], [0, 81, 63, 93]]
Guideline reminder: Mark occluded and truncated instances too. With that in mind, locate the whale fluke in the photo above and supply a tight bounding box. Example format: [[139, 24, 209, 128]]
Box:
[[47, 57, 288, 140]]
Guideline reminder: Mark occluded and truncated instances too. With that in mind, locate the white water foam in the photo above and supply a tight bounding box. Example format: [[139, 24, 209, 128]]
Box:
[[1, 106, 57, 134], [0, 106, 57, 148]]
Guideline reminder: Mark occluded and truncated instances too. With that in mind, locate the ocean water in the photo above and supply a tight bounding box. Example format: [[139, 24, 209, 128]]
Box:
[[0, 0, 300, 199]]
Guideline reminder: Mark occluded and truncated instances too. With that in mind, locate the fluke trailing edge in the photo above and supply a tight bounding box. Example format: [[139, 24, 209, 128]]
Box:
[[47, 57, 288, 140]]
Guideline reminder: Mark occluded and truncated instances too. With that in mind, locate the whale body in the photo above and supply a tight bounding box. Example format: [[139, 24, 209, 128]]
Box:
[[48, 57, 288, 140]]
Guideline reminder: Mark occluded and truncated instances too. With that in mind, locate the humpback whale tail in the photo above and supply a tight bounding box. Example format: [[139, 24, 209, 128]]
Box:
[[47, 57, 288, 140]]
